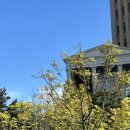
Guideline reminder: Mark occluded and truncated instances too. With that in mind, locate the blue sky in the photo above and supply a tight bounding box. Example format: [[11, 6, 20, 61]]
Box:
[[0, 0, 111, 102]]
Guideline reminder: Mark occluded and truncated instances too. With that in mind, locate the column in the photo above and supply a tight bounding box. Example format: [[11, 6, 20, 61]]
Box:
[[92, 67, 96, 84], [117, 64, 122, 72], [66, 65, 71, 79]]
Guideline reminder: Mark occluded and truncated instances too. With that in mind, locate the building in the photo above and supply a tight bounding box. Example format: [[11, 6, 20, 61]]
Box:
[[65, 45, 130, 95], [110, 0, 130, 47], [65, 0, 130, 95]]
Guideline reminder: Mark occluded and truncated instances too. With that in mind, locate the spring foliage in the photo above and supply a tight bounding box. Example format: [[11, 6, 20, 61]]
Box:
[[0, 42, 130, 130]]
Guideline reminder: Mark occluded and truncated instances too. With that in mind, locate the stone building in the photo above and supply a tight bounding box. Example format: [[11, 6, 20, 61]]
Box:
[[65, 0, 130, 95], [110, 0, 130, 47], [65, 45, 130, 95]]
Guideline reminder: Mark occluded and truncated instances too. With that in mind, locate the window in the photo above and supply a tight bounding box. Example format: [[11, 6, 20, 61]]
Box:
[[96, 65, 117, 78], [111, 65, 118, 72], [116, 10, 118, 19], [117, 25, 120, 35], [71, 71, 84, 89], [96, 66, 104, 77], [123, 64, 130, 71], [71, 68, 93, 93], [118, 41, 120, 46], [123, 23, 126, 32], [115, 0, 117, 4], [124, 39, 127, 47], [129, 3, 130, 12], [122, 6, 124, 16]]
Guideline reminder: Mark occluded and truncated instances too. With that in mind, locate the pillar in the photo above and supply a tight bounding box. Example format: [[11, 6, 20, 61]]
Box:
[[117, 64, 122, 72], [92, 67, 96, 84]]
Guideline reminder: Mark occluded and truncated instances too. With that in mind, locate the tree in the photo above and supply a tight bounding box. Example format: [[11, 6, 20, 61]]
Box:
[[108, 97, 130, 129], [36, 41, 130, 130], [0, 42, 130, 130], [0, 91, 46, 130], [0, 101, 38, 130], [0, 87, 10, 112]]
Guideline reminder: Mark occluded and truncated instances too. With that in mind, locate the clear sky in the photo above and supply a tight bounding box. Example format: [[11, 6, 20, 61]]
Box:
[[0, 0, 111, 102]]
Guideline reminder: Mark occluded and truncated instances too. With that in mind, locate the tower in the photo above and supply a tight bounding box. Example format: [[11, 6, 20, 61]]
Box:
[[110, 0, 130, 47]]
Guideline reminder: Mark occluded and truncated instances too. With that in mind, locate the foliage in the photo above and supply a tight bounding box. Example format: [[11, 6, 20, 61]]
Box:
[[99, 41, 122, 76], [35, 42, 130, 130], [0, 87, 10, 112], [0, 100, 47, 130], [1, 42, 130, 130], [106, 97, 130, 130], [0, 102, 32, 130]]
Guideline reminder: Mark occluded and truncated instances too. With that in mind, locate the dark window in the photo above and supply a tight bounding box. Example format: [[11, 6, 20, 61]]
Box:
[[117, 25, 120, 35], [122, 6, 124, 16], [123, 64, 130, 71], [118, 41, 120, 46], [115, 0, 117, 4], [124, 39, 127, 47], [123, 23, 126, 32], [71, 68, 93, 93], [96, 66, 104, 77], [71, 71, 84, 89], [116, 10, 118, 19], [129, 3, 130, 12], [111, 65, 118, 72], [96, 65, 117, 76]]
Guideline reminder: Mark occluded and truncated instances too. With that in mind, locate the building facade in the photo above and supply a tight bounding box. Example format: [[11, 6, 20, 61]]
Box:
[[110, 0, 130, 47], [65, 46, 130, 95], [65, 0, 130, 95]]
